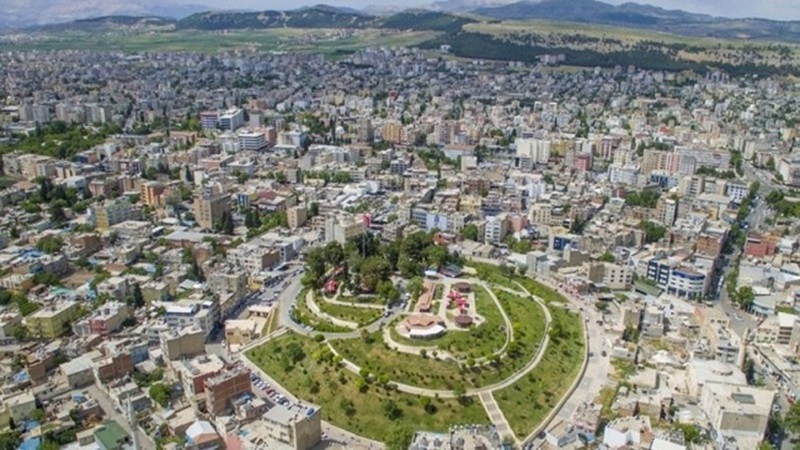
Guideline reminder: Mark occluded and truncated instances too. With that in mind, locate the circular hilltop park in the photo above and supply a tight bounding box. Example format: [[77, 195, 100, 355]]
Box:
[[243, 232, 586, 449]]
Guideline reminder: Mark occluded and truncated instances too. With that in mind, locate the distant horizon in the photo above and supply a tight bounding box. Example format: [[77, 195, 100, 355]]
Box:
[[183, 0, 800, 21]]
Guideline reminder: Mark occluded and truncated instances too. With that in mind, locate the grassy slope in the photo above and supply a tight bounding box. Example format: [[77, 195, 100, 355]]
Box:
[[333, 287, 547, 390], [246, 333, 489, 442], [494, 306, 585, 438], [389, 284, 508, 359]]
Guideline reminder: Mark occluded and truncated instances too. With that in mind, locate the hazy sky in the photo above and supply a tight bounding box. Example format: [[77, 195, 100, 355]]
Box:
[[192, 0, 800, 20]]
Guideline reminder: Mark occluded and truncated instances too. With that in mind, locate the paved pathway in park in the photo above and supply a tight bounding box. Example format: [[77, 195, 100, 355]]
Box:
[[479, 391, 514, 440], [306, 291, 359, 329]]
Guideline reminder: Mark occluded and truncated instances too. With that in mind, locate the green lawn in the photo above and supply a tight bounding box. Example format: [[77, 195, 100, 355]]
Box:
[[333, 288, 547, 390], [246, 333, 489, 444], [335, 294, 385, 306], [316, 296, 383, 326], [494, 306, 585, 438], [468, 261, 568, 304], [389, 285, 508, 360], [292, 290, 352, 333], [467, 262, 520, 292]]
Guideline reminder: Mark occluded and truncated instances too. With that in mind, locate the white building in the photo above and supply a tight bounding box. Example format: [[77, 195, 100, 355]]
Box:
[[603, 416, 652, 449], [484, 215, 509, 245], [219, 108, 244, 131], [238, 131, 267, 151]]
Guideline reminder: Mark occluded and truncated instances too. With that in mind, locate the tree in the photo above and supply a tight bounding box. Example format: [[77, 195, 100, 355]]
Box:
[[187, 258, 205, 283], [385, 425, 414, 450], [339, 398, 356, 417], [382, 399, 403, 420], [377, 280, 401, 304], [40, 441, 59, 450], [308, 202, 319, 218], [149, 383, 171, 408], [0, 431, 22, 450], [31, 409, 45, 422], [128, 283, 145, 309], [216, 211, 234, 235], [639, 220, 667, 244], [184, 166, 194, 183], [50, 205, 68, 224], [599, 252, 616, 263], [625, 190, 661, 208], [784, 402, 800, 434], [462, 224, 480, 241], [407, 277, 424, 301], [622, 325, 640, 342], [359, 256, 391, 292], [35, 235, 63, 254], [285, 342, 306, 364], [734, 286, 755, 310], [419, 396, 437, 414], [323, 242, 345, 268], [423, 244, 448, 269]]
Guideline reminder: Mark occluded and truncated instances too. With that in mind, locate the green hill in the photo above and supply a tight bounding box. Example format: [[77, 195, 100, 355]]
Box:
[[379, 10, 476, 33], [176, 6, 378, 30]]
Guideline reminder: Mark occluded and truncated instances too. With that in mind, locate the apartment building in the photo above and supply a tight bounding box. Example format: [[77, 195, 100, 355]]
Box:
[[73, 301, 131, 337], [261, 403, 322, 450], [324, 214, 365, 245], [175, 354, 225, 397], [194, 192, 231, 230], [287, 205, 308, 230], [700, 382, 774, 439], [238, 131, 266, 150], [160, 325, 206, 361], [205, 367, 251, 416], [484, 214, 509, 245], [26, 300, 80, 338], [219, 108, 245, 131]]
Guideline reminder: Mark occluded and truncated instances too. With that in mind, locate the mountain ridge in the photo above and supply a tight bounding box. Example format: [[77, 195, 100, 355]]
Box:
[[1, 0, 208, 29]]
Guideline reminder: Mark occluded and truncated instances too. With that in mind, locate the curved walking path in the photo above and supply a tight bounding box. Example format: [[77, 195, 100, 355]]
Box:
[[381, 278, 514, 365], [306, 291, 360, 329], [382, 326, 456, 360], [320, 288, 385, 310], [326, 281, 553, 399]]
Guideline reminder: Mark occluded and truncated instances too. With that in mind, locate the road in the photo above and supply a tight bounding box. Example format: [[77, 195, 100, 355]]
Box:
[[278, 279, 403, 341], [86, 384, 155, 450], [710, 162, 776, 337], [465, 257, 609, 448]]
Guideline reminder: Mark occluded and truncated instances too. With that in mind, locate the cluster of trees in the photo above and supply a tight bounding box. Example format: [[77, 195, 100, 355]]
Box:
[[695, 166, 737, 179], [0, 288, 38, 323], [303, 170, 353, 184], [245, 210, 288, 239], [415, 148, 458, 171], [639, 220, 667, 244], [213, 211, 235, 235], [149, 383, 171, 408], [625, 190, 661, 208], [422, 31, 800, 77], [35, 235, 64, 254], [725, 183, 760, 304], [504, 235, 533, 254], [0, 121, 121, 160], [461, 224, 481, 241], [303, 231, 462, 297], [24, 177, 93, 224], [765, 190, 800, 218]]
